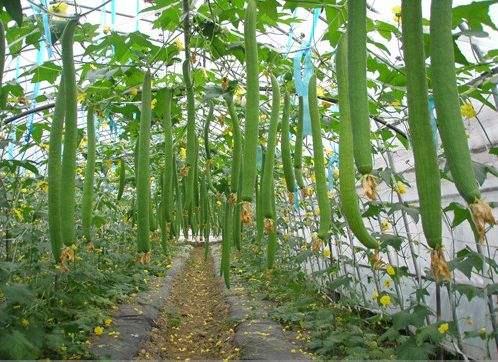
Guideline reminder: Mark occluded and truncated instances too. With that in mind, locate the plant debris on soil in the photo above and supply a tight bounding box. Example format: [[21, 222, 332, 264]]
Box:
[[137, 246, 238, 360]]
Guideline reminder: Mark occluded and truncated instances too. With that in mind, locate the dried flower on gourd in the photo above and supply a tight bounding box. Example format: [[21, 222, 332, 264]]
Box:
[[136, 252, 151, 265], [470, 199, 496, 243], [370, 250, 385, 270], [241, 202, 252, 224], [264, 218, 274, 234], [228, 193, 237, 205], [430, 248, 451, 282], [179, 165, 189, 177], [221, 76, 229, 90], [361, 174, 378, 200], [311, 233, 322, 253], [302, 186, 314, 198], [288, 191, 294, 204]]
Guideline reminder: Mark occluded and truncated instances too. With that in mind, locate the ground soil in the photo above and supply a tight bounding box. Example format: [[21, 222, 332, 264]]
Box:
[[137, 247, 238, 360]]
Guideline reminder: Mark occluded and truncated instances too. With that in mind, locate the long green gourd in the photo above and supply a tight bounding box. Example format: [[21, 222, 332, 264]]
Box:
[[149, 198, 157, 232], [203, 102, 214, 257], [430, 0, 495, 240], [294, 97, 305, 190], [117, 157, 125, 201], [81, 107, 96, 243], [182, 0, 196, 212], [308, 75, 331, 242], [225, 93, 242, 195], [401, 0, 442, 250], [261, 75, 281, 219], [240, 0, 259, 206], [162, 88, 173, 229], [337, 36, 378, 250], [347, 0, 372, 176], [60, 19, 78, 246], [47, 78, 65, 262], [255, 171, 264, 243], [267, 187, 277, 269], [233, 172, 242, 250], [225, 91, 243, 249], [221, 200, 232, 287], [136, 71, 152, 254], [281, 92, 296, 194], [0, 20, 5, 104]]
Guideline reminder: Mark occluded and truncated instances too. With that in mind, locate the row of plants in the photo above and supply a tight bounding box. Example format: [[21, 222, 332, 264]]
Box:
[[0, 0, 497, 359]]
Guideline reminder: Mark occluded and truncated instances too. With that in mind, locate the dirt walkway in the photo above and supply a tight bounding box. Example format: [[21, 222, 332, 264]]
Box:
[[137, 247, 238, 360]]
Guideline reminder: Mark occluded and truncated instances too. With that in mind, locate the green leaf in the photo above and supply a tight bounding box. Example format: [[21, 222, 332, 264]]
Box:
[[396, 338, 434, 360], [2, 284, 34, 305], [0, 160, 39, 175], [1, 0, 23, 26], [0, 330, 39, 359], [379, 233, 403, 251], [449, 247, 484, 279], [388, 202, 419, 224], [30, 62, 62, 84], [443, 202, 472, 228], [453, 1, 498, 31], [415, 325, 444, 346], [454, 283, 484, 301]]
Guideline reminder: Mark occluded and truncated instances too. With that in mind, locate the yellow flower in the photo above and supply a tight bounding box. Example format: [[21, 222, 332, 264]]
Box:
[[381, 219, 392, 232], [325, 147, 333, 157], [379, 295, 391, 307], [94, 326, 104, 336], [316, 86, 325, 98], [49, 2, 69, 15], [104, 318, 112, 327], [333, 167, 339, 179], [130, 87, 138, 97], [322, 247, 331, 258], [174, 38, 185, 51], [392, 5, 401, 22], [438, 322, 449, 334], [179, 147, 187, 161], [393, 180, 407, 195], [386, 265, 396, 276], [21, 318, 30, 328], [37, 181, 48, 193], [151, 98, 157, 109], [384, 279, 392, 288], [77, 92, 86, 104], [103, 25, 112, 35], [12, 208, 23, 221], [460, 102, 476, 119], [390, 100, 401, 108]]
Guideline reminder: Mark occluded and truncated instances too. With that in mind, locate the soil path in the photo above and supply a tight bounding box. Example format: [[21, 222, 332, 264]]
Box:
[[137, 247, 238, 360]]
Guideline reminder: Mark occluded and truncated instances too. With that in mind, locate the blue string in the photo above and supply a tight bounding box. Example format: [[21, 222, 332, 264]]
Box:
[[292, 8, 320, 137], [25, 2, 46, 143], [293, 189, 299, 211], [256, 145, 263, 171], [135, 0, 141, 31], [40, 0, 53, 57], [111, 0, 116, 30], [428, 96, 438, 149], [327, 143, 339, 190]]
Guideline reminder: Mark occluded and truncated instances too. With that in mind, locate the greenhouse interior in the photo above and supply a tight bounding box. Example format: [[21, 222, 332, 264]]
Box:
[[0, 0, 497, 360]]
